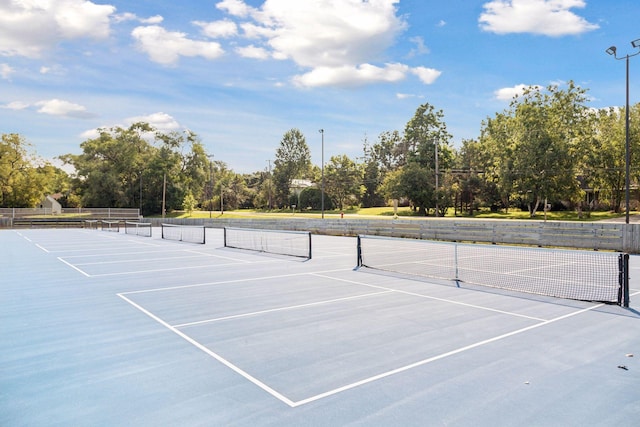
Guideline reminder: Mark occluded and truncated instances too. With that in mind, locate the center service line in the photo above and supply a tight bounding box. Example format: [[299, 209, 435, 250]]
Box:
[[117, 293, 298, 408]]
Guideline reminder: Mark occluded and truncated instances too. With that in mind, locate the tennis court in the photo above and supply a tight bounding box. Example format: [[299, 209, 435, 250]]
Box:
[[2, 227, 640, 426]]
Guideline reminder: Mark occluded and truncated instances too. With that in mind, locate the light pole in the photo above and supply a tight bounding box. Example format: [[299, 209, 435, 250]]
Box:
[[266, 160, 272, 210], [139, 170, 142, 217], [606, 38, 640, 224], [434, 139, 439, 217], [207, 154, 214, 218], [319, 129, 325, 219]]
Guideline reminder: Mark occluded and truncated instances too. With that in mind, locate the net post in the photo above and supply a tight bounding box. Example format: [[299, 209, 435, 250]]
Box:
[[357, 235, 362, 267], [223, 227, 227, 248], [454, 243, 459, 281], [307, 231, 312, 260], [619, 253, 630, 308]]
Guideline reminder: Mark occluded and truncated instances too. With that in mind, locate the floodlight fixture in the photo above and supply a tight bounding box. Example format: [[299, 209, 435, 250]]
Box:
[[632, 39, 640, 48], [606, 46, 617, 56]]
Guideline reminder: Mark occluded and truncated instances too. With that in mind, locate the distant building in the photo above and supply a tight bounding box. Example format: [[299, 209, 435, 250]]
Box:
[[40, 195, 62, 215], [290, 179, 313, 190], [290, 179, 314, 209]]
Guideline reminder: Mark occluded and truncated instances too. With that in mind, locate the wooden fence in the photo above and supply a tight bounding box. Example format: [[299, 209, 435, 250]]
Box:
[[152, 217, 640, 254], [0, 207, 139, 219], [0, 208, 140, 229]]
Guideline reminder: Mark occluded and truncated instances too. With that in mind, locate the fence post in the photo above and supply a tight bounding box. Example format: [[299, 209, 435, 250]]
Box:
[[622, 223, 639, 254]]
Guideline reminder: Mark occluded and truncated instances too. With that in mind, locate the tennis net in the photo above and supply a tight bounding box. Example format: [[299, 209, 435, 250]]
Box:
[[161, 223, 206, 244], [125, 221, 152, 237], [100, 220, 120, 232], [357, 235, 629, 307], [224, 227, 312, 259]]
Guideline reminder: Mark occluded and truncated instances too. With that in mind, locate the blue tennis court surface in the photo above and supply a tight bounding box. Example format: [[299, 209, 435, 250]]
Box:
[[2, 228, 640, 426]]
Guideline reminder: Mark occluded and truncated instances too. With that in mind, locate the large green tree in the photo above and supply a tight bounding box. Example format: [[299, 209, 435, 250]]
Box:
[[480, 82, 588, 216], [0, 134, 51, 207], [361, 131, 404, 207], [324, 154, 362, 210], [388, 103, 453, 215], [580, 105, 640, 213], [272, 128, 311, 207], [62, 123, 211, 215]]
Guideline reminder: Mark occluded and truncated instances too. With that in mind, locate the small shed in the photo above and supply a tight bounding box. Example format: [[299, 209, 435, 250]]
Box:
[[40, 195, 62, 215]]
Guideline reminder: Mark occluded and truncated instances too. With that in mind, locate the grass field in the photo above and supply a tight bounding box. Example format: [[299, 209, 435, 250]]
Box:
[[164, 207, 625, 222]]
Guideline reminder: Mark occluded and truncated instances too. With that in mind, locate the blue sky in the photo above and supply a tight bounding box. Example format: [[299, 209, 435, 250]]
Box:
[[2, 0, 640, 173]]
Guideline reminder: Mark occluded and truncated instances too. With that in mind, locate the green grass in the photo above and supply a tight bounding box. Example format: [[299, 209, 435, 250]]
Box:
[[465, 209, 622, 221], [164, 207, 627, 222]]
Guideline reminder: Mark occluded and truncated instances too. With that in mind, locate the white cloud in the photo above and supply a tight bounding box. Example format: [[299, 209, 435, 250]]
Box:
[[125, 112, 181, 132], [407, 36, 430, 58], [293, 63, 410, 88], [39, 64, 66, 75], [113, 12, 137, 23], [216, 0, 254, 18], [479, 0, 599, 36], [1, 63, 14, 79], [0, 0, 115, 57], [236, 44, 270, 59], [131, 25, 225, 65], [240, 22, 271, 40], [411, 67, 441, 84], [80, 128, 101, 140], [35, 99, 95, 118], [141, 15, 165, 25], [494, 84, 542, 100], [194, 20, 238, 38], [255, 0, 407, 68], [55, 1, 114, 39], [223, 0, 439, 87], [114, 13, 164, 25], [81, 112, 182, 140], [2, 101, 30, 110], [396, 93, 424, 100]]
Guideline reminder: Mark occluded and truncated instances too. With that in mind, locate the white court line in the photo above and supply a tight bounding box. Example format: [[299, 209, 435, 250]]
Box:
[[173, 291, 394, 328], [117, 293, 298, 408], [57, 257, 90, 277], [35, 244, 49, 253], [311, 253, 355, 260], [56, 249, 188, 260], [121, 272, 608, 408], [72, 253, 229, 267], [312, 273, 548, 322], [96, 250, 347, 278], [39, 245, 143, 254], [124, 238, 162, 247], [120, 269, 353, 296], [185, 249, 252, 263], [79, 261, 249, 278], [291, 302, 606, 407]]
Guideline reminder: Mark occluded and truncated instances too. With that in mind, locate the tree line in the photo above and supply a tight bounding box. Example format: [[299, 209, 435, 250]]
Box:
[[2, 81, 639, 217]]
